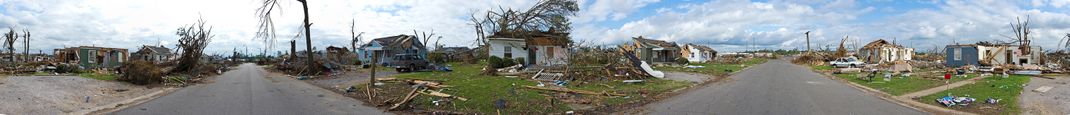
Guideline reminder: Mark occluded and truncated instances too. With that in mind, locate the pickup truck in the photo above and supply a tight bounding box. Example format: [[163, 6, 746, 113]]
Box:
[[389, 54, 431, 72]]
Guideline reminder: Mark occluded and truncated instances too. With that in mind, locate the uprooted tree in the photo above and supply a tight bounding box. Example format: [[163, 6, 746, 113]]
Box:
[[172, 17, 214, 73], [469, 0, 579, 74]]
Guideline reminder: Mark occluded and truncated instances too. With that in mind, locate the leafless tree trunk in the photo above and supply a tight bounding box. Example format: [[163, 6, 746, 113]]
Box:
[[298, 0, 314, 72], [351, 19, 363, 55]]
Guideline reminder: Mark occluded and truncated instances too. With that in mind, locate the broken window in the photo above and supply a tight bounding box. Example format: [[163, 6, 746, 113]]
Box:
[[546, 46, 554, 57], [953, 48, 962, 61]]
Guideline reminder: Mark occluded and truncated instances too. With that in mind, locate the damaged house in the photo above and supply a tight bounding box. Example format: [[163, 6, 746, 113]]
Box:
[[486, 32, 570, 66], [858, 39, 914, 64], [622, 36, 680, 63], [54, 46, 129, 68], [680, 43, 717, 63], [325, 46, 357, 65], [357, 35, 428, 66], [945, 43, 1043, 67], [131, 45, 175, 64]]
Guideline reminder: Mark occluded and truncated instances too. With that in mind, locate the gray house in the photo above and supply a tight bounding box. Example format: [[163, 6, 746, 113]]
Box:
[[131, 45, 175, 64], [356, 35, 428, 66]]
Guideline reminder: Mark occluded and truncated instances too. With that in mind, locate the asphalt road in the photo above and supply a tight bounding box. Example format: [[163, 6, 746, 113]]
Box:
[[113, 63, 390, 115], [643, 59, 925, 115]]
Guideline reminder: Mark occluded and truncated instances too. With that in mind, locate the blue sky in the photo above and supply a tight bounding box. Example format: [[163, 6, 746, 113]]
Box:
[[1, 0, 1070, 54]]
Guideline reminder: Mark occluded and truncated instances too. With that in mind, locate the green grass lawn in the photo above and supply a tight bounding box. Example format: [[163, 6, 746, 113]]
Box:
[[831, 73, 976, 95], [79, 72, 117, 81], [918, 75, 1030, 115], [810, 65, 834, 71], [388, 62, 569, 113], [569, 78, 693, 106], [655, 58, 769, 76], [383, 62, 694, 114]]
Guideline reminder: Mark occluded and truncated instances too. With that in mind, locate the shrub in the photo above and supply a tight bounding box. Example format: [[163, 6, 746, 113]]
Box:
[[514, 58, 526, 66], [489, 56, 503, 68], [55, 64, 82, 73], [119, 60, 164, 85]]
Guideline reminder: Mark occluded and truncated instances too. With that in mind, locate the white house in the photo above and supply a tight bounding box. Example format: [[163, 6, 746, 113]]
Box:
[[680, 43, 716, 63], [487, 36, 570, 66], [488, 38, 529, 61]]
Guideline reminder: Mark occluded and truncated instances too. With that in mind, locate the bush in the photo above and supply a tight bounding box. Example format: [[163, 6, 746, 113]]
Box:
[[428, 52, 447, 63], [514, 58, 526, 66], [119, 60, 164, 85], [501, 58, 516, 68], [488, 56, 518, 68], [55, 64, 82, 73], [489, 56, 503, 68]]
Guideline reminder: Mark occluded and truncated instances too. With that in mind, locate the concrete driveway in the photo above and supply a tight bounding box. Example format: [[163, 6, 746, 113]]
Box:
[[641, 59, 924, 115], [113, 63, 390, 115]]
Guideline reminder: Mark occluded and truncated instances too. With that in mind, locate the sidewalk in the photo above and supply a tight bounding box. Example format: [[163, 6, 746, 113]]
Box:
[[899, 75, 990, 98]]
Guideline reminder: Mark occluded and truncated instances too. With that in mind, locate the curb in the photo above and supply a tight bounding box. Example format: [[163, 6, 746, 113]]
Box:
[[76, 87, 179, 115]]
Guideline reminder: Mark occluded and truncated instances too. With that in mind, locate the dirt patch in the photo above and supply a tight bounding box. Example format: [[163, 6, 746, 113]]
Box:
[[663, 72, 711, 83], [1020, 77, 1070, 115], [303, 70, 397, 93], [0, 76, 159, 114]]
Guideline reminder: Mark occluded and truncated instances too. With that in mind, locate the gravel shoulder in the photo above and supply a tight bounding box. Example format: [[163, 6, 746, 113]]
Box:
[[1020, 76, 1070, 115], [0, 76, 158, 114]]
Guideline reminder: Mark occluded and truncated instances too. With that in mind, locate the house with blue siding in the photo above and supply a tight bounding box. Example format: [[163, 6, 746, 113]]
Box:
[[945, 44, 1043, 68], [356, 35, 428, 66]]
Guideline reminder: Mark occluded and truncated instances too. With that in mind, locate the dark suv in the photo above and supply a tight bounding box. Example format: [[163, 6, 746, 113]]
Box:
[[389, 54, 430, 72]]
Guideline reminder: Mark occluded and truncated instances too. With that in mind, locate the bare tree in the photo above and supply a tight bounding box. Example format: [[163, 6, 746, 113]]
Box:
[[350, 19, 364, 54], [1004, 16, 1032, 55], [258, 0, 314, 71], [3, 27, 17, 64], [1061, 33, 1070, 51], [413, 29, 436, 49], [173, 17, 214, 73]]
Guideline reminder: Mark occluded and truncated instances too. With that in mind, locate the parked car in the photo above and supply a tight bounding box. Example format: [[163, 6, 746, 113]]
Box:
[[389, 54, 431, 72], [829, 57, 864, 68]]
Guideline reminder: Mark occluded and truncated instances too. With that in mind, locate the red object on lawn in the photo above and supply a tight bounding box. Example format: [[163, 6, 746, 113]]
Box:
[[944, 74, 951, 80]]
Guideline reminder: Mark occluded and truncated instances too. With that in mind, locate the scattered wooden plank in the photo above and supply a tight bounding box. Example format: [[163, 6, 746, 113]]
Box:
[[388, 88, 422, 110]]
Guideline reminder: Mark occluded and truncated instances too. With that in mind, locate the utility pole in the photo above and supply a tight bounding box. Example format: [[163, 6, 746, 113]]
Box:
[[805, 31, 811, 53]]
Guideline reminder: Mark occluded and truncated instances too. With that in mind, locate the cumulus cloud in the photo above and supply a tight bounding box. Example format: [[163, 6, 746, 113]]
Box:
[[2, 0, 1069, 54]]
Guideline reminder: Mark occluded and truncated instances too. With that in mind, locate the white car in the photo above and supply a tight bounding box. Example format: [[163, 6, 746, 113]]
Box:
[[829, 57, 864, 68]]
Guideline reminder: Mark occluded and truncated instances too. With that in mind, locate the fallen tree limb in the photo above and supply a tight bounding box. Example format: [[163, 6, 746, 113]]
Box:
[[523, 86, 625, 96]]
